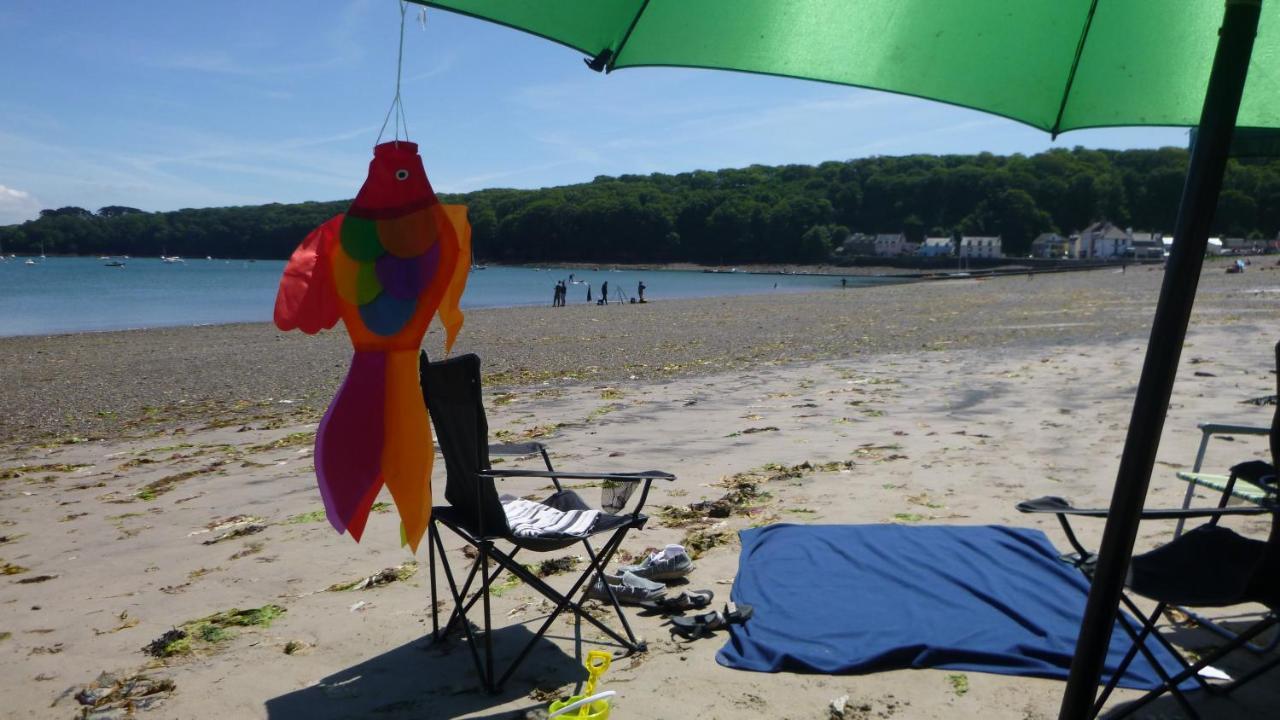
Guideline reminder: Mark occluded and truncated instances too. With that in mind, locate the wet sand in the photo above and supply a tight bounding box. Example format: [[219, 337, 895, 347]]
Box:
[[3, 263, 1277, 443]]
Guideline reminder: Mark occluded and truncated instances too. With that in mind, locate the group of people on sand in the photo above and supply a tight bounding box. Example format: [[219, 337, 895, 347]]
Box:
[[552, 277, 647, 306]]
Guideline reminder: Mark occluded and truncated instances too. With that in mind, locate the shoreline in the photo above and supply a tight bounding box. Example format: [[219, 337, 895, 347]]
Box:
[[2, 264, 1277, 445]]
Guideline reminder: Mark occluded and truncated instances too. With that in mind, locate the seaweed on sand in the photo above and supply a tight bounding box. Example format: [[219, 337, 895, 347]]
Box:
[[69, 671, 175, 715], [326, 562, 418, 592], [682, 524, 735, 559], [145, 604, 287, 659]]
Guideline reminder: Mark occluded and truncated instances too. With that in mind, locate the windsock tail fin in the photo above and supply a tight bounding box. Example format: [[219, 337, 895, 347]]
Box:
[[315, 351, 387, 538], [380, 350, 433, 553]]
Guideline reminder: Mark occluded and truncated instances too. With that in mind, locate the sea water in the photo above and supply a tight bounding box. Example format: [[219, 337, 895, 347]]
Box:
[[0, 257, 907, 337]]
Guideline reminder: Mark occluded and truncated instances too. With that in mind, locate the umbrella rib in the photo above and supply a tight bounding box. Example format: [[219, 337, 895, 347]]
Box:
[[607, 0, 652, 72], [1051, 0, 1101, 138]]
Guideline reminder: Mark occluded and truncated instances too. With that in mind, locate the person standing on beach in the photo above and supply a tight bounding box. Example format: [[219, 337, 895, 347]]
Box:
[[586, 284, 592, 303], [841, 278, 847, 288], [637, 281, 646, 302], [601, 280, 609, 305]]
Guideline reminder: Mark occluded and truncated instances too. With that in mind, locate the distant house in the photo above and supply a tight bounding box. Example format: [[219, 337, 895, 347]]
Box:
[[1073, 221, 1131, 259], [918, 236, 955, 257], [1128, 231, 1166, 259], [1030, 233, 1070, 259], [838, 233, 877, 256], [959, 236, 1002, 259], [872, 233, 919, 256]]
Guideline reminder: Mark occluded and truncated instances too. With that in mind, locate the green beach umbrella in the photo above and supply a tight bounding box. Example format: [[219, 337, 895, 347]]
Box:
[[411, 0, 1279, 135], [409, 2, 1273, 717]]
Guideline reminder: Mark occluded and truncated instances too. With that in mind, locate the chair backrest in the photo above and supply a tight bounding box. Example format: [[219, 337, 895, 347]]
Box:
[[419, 352, 508, 536], [1272, 340, 1279, 473], [1248, 340, 1280, 603]]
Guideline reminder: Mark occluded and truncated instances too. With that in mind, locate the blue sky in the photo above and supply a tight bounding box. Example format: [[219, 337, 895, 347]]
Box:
[[0, 1, 1188, 226]]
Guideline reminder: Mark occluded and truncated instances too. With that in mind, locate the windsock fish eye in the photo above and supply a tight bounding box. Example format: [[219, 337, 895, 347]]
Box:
[[395, 169, 410, 181]]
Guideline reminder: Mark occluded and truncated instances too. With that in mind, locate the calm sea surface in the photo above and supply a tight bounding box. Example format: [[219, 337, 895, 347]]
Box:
[[0, 256, 907, 337]]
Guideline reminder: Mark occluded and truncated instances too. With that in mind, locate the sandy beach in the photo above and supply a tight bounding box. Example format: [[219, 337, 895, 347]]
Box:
[[1, 264, 1278, 719]]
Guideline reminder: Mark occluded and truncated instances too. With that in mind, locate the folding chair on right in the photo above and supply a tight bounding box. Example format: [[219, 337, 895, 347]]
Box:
[[1018, 340, 1280, 720]]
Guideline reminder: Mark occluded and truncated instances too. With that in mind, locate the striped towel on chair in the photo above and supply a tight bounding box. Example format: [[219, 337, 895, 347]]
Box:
[[500, 494, 600, 539]]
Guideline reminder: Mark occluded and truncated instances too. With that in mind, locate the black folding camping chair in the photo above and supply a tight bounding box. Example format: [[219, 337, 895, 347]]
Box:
[[420, 352, 674, 692], [1018, 340, 1280, 719]]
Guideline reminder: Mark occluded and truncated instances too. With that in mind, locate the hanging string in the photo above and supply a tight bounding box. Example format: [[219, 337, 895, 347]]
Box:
[[376, 1, 411, 146]]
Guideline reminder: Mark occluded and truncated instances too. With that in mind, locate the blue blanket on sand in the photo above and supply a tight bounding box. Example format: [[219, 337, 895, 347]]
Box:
[[716, 524, 1186, 690]]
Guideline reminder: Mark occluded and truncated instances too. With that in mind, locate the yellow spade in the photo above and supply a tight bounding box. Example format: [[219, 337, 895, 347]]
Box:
[[548, 650, 614, 719]]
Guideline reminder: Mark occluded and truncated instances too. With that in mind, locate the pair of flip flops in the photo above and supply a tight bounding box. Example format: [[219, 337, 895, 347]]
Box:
[[640, 589, 714, 613], [670, 601, 754, 639]]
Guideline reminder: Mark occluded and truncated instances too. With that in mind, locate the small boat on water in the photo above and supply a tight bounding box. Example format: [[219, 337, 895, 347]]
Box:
[[161, 255, 184, 264], [105, 260, 126, 268], [24, 258, 36, 265]]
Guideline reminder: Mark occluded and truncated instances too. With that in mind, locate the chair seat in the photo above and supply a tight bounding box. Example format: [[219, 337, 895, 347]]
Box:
[[1128, 525, 1267, 607]]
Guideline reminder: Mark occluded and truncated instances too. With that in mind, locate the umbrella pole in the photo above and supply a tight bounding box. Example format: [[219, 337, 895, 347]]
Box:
[[1058, 2, 1261, 719]]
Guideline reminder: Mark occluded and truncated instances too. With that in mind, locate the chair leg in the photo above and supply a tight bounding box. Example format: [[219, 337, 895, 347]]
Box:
[[1091, 606, 1154, 715], [581, 536, 641, 649], [1098, 602, 1202, 720], [493, 529, 642, 689], [429, 522, 439, 640], [480, 540, 496, 694], [430, 525, 647, 692], [1218, 614, 1280, 694], [442, 549, 484, 637], [444, 547, 520, 638], [1108, 612, 1280, 720], [429, 522, 489, 691], [1172, 605, 1280, 655]]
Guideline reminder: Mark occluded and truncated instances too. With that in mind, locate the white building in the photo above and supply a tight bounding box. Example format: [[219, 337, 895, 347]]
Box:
[[1128, 231, 1166, 259], [873, 233, 919, 257], [1073, 222, 1131, 259], [959, 236, 1002, 259], [1030, 233, 1070, 259], [918, 236, 954, 257]]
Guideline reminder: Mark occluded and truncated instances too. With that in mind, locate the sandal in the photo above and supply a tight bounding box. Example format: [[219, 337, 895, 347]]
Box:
[[640, 589, 714, 613], [670, 602, 753, 638]]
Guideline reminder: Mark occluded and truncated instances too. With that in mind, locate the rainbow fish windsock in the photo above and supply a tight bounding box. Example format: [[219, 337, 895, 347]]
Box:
[[273, 141, 471, 553]]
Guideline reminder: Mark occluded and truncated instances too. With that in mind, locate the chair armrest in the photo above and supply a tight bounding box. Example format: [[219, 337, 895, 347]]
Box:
[[1230, 460, 1277, 488], [1197, 422, 1272, 436], [479, 469, 675, 482], [1017, 495, 1272, 519], [488, 442, 546, 456]]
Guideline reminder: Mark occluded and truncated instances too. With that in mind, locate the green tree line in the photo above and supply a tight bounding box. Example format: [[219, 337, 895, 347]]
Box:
[[4, 146, 1280, 262]]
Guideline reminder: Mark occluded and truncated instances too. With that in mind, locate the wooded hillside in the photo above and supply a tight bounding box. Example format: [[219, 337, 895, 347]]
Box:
[[5, 146, 1279, 263]]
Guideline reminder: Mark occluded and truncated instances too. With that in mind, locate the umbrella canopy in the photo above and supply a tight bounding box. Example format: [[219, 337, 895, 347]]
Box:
[[414, 0, 1280, 134], [409, 1, 1271, 718]]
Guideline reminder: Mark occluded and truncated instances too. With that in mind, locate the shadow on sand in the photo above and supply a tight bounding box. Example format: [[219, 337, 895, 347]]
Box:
[[265, 624, 599, 720], [1100, 619, 1280, 719]]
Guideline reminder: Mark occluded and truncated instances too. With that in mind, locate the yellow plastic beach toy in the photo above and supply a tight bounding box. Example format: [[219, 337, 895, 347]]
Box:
[[547, 650, 614, 719]]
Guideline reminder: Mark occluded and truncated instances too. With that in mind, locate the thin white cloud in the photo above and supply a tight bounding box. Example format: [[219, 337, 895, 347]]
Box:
[[0, 183, 42, 225]]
